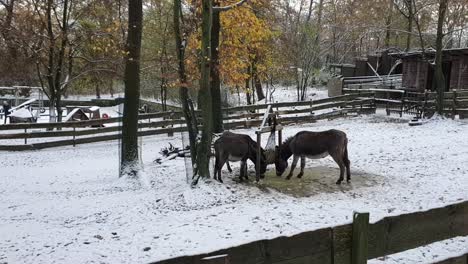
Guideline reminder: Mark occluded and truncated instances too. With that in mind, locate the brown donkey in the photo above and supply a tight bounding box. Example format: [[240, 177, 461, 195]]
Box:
[[214, 131, 267, 183], [275, 130, 350, 184]]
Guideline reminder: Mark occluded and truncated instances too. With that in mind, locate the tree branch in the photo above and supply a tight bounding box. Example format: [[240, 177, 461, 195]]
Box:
[[213, 0, 248, 12]]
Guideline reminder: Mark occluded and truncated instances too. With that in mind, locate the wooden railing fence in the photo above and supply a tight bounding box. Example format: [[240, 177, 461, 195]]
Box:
[[0, 93, 376, 151], [344, 88, 468, 119], [152, 201, 468, 264]]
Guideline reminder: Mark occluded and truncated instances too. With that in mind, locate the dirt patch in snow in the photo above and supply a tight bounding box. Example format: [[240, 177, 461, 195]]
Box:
[[238, 166, 382, 197]]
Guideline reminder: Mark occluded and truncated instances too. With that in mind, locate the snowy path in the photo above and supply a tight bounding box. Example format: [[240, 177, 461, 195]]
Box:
[[1, 113, 467, 263]]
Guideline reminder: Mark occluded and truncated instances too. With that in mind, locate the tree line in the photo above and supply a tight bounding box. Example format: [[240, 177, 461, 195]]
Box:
[[1, 0, 467, 177]]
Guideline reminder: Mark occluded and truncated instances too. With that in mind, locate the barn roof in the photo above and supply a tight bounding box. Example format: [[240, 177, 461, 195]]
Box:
[[389, 48, 468, 59]]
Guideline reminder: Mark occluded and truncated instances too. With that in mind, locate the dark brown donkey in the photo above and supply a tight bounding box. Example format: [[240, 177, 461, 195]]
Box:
[[214, 131, 267, 183], [275, 130, 350, 184]]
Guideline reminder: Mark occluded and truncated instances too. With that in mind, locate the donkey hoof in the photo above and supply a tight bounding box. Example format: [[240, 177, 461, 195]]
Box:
[[286, 176, 292, 180], [347, 179, 351, 183], [297, 173, 303, 178], [336, 179, 343, 184]]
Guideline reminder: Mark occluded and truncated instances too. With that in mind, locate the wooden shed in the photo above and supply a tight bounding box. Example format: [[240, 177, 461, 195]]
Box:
[[447, 48, 468, 90], [392, 48, 468, 92], [329, 48, 402, 78]]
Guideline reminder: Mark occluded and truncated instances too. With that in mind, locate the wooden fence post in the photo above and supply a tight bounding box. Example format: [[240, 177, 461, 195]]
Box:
[[352, 212, 369, 264], [168, 112, 174, 137], [256, 132, 261, 182], [73, 125, 76, 147], [386, 91, 390, 116], [452, 90, 457, 120], [422, 91, 428, 119]]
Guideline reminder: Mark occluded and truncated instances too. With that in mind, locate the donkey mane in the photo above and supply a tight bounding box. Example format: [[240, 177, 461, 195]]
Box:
[[279, 137, 294, 160], [282, 136, 294, 146]]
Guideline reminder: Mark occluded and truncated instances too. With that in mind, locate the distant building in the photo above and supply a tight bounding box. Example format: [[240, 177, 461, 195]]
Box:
[[328, 48, 403, 78], [390, 48, 468, 91]]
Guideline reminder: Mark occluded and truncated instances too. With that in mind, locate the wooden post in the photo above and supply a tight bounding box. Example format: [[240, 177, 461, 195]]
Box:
[[422, 91, 428, 119], [400, 98, 404, 117], [24, 128, 27, 145], [386, 91, 390, 116], [168, 112, 174, 137], [352, 212, 369, 264], [73, 125, 76, 147], [256, 132, 261, 182], [278, 129, 282, 149], [452, 90, 457, 120]]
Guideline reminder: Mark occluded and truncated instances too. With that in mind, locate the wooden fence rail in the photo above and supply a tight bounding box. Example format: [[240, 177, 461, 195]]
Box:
[[152, 200, 468, 264], [0, 95, 376, 151], [344, 88, 468, 119]]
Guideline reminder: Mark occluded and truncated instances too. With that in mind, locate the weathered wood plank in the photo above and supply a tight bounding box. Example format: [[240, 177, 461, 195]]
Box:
[[352, 212, 369, 264], [152, 202, 468, 264], [434, 253, 468, 264], [368, 201, 468, 259], [265, 228, 332, 264], [332, 224, 353, 264]]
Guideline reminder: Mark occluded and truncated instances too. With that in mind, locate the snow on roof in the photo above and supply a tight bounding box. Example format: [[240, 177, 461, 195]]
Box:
[[63, 108, 90, 122], [10, 98, 37, 112], [9, 108, 33, 118], [88, 106, 100, 112]]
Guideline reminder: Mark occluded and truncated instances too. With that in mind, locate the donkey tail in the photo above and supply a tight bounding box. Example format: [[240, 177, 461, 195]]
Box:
[[343, 137, 349, 161]]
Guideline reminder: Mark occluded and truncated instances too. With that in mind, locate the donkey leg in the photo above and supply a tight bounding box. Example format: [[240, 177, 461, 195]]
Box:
[[344, 147, 351, 182], [226, 161, 233, 173], [244, 161, 249, 180], [213, 155, 219, 181], [239, 160, 246, 182], [331, 154, 346, 184], [297, 156, 306, 178], [286, 155, 299, 180], [217, 155, 228, 183]]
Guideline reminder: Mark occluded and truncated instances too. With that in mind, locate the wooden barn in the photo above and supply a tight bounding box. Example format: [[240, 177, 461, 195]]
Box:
[[391, 48, 468, 91], [328, 48, 402, 77]]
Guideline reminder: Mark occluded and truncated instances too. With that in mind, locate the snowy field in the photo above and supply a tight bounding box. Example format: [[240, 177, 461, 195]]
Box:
[[1, 112, 468, 263]]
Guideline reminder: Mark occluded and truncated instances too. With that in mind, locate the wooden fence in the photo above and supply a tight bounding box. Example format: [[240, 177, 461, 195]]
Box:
[[152, 200, 468, 264], [344, 88, 468, 119], [342, 74, 403, 90], [0, 93, 375, 151]]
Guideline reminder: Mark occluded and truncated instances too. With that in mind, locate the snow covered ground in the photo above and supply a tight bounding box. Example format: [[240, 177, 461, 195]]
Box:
[[1, 112, 468, 263]]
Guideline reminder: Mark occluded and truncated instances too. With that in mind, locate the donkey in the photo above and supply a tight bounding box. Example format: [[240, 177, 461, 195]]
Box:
[[214, 131, 267, 183], [275, 129, 350, 184]]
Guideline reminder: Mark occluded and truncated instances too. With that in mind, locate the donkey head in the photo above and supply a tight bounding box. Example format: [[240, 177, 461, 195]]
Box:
[[274, 146, 288, 176]]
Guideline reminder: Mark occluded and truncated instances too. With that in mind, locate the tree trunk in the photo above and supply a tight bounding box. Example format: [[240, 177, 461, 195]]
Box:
[[160, 76, 167, 112], [210, 4, 223, 133], [246, 76, 252, 105], [96, 82, 101, 99], [434, 0, 448, 115], [109, 79, 114, 98], [55, 94, 63, 123], [385, 0, 393, 47], [313, 0, 324, 68], [405, 0, 413, 51], [252, 61, 265, 101], [254, 75, 265, 101], [195, 0, 213, 180], [120, 0, 143, 176], [174, 0, 197, 166]]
